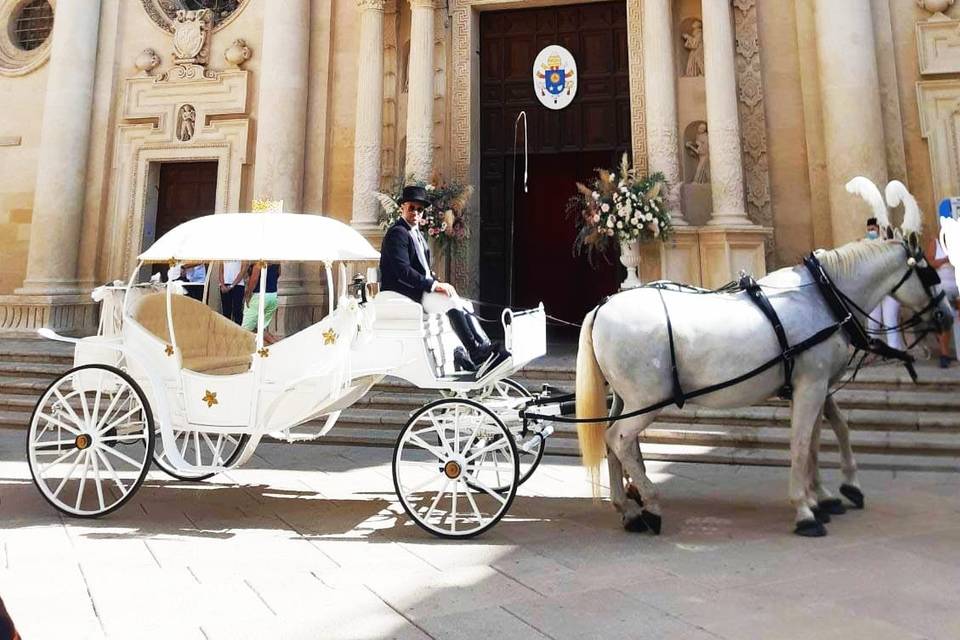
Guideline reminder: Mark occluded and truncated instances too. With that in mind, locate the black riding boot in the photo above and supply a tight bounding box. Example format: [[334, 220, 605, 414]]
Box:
[[446, 309, 493, 370], [462, 309, 510, 369]]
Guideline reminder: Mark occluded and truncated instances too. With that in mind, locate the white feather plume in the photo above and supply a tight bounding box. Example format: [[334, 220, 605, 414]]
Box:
[[884, 180, 922, 235], [374, 191, 399, 216], [845, 176, 891, 230]]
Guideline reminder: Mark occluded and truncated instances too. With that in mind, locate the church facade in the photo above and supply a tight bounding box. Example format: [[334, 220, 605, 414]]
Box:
[[0, 0, 958, 334]]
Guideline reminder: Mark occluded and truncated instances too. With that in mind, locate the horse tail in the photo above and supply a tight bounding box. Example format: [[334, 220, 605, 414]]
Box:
[[576, 306, 608, 491]]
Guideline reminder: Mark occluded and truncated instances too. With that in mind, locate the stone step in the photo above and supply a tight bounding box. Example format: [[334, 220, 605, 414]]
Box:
[[0, 361, 69, 379], [0, 339, 74, 365], [0, 375, 51, 396]]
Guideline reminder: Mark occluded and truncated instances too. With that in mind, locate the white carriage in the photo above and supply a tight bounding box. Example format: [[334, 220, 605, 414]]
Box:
[[26, 213, 550, 538]]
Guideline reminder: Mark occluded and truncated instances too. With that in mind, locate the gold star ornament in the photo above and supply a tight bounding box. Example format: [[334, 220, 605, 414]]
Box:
[[258, 347, 270, 358], [164, 344, 174, 356], [323, 329, 338, 345], [202, 390, 218, 408]]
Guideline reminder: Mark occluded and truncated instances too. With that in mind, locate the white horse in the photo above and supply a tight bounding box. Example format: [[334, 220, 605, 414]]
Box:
[[575, 180, 952, 537]]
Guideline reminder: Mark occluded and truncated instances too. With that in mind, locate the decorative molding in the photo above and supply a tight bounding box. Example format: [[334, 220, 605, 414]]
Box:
[[134, 48, 161, 76], [382, 1, 399, 184], [357, 0, 387, 11], [224, 39, 251, 68], [917, 79, 960, 204], [733, 0, 772, 232], [917, 17, 960, 75], [0, 136, 21, 146]]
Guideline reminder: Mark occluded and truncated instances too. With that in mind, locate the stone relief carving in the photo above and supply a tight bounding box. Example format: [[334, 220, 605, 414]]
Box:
[[733, 0, 773, 254], [682, 19, 704, 77], [177, 104, 197, 141], [157, 9, 216, 82], [685, 122, 710, 183], [224, 38, 251, 68], [135, 48, 161, 76], [141, 0, 245, 33]]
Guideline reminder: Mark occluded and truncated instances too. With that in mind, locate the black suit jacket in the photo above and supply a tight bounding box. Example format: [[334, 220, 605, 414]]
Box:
[[380, 218, 435, 302]]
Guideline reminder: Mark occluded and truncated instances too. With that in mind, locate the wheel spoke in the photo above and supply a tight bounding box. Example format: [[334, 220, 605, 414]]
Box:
[[425, 411, 456, 458], [91, 450, 106, 511], [193, 430, 201, 467], [89, 372, 105, 429], [464, 473, 508, 505], [40, 448, 81, 478], [202, 433, 225, 466], [51, 451, 85, 499], [37, 411, 81, 436], [94, 447, 126, 494], [94, 387, 129, 434], [405, 433, 447, 461], [32, 439, 79, 451], [178, 429, 190, 459], [465, 438, 510, 464], [53, 389, 86, 431], [423, 479, 452, 523], [98, 406, 142, 436], [450, 481, 458, 533], [460, 478, 484, 524], [74, 452, 91, 510], [98, 443, 144, 470]]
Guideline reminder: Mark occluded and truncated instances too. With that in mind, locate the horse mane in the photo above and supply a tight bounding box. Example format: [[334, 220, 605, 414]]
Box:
[[813, 240, 901, 279]]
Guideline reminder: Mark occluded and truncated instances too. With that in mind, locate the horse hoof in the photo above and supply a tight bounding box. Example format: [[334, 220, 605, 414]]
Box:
[[811, 507, 831, 524], [623, 514, 649, 533], [640, 510, 662, 535], [818, 498, 846, 515], [840, 484, 865, 509], [794, 518, 827, 537]]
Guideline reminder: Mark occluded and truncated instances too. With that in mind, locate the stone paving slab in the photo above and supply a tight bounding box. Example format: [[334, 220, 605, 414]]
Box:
[[1, 431, 959, 639]]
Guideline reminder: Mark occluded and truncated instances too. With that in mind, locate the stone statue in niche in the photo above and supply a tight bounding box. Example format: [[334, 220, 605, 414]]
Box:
[[685, 122, 710, 183], [178, 104, 197, 141], [682, 20, 704, 77]]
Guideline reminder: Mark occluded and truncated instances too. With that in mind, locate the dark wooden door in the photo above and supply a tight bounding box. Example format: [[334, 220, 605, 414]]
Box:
[[155, 161, 218, 239], [479, 2, 630, 329]]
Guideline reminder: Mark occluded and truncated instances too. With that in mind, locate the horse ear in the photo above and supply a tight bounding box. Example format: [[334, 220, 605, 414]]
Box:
[[905, 230, 921, 255]]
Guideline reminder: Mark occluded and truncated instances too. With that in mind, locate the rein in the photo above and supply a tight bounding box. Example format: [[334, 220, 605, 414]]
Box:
[[521, 248, 942, 427]]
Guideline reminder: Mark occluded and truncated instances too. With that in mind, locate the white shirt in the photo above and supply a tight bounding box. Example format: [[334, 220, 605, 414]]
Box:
[[222, 261, 243, 286], [935, 239, 956, 290]]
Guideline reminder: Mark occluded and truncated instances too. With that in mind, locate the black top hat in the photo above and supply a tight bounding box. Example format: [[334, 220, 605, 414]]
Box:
[[399, 185, 431, 208]]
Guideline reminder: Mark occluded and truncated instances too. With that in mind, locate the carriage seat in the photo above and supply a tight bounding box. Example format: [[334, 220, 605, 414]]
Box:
[[131, 292, 255, 375], [372, 290, 460, 376]]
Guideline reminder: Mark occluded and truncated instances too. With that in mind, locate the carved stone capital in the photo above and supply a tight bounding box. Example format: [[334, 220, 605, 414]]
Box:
[[408, 0, 437, 8], [357, 0, 386, 11]]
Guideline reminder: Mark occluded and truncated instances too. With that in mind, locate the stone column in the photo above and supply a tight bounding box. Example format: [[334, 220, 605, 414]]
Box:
[[253, 0, 310, 295], [701, 0, 751, 226], [642, 0, 684, 223], [351, 0, 386, 237], [18, 0, 103, 295], [814, 0, 887, 246], [405, 0, 435, 181]]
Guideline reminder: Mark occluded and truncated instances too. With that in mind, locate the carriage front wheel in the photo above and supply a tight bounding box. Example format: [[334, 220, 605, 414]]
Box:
[[26, 365, 154, 517], [393, 398, 519, 539]]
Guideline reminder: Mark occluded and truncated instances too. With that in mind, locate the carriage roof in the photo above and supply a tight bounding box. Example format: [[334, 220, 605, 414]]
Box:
[[137, 213, 381, 264]]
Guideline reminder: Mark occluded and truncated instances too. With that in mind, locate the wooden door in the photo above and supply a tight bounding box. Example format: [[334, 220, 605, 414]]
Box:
[[479, 2, 631, 330], [155, 161, 218, 239]]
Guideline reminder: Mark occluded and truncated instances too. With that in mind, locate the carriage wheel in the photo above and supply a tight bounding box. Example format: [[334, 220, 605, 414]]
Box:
[[393, 398, 519, 539], [473, 379, 544, 490], [26, 365, 154, 517], [152, 430, 249, 481]]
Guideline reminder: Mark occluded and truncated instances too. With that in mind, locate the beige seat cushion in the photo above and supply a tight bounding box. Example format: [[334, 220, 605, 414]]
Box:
[[132, 293, 255, 375]]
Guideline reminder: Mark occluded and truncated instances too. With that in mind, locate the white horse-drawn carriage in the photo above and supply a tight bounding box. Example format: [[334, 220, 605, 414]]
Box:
[[26, 213, 551, 538]]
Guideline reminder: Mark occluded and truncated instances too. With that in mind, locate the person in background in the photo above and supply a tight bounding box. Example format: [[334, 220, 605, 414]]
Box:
[[865, 217, 905, 350], [181, 262, 207, 301], [242, 261, 281, 344], [218, 260, 246, 324], [928, 222, 960, 368]]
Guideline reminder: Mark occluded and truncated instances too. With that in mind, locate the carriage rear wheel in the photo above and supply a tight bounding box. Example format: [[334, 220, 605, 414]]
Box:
[[393, 398, 519, 539], [26, 365, 154, 517], [472, 378, 544, 490], [152, 430, 249, 481]]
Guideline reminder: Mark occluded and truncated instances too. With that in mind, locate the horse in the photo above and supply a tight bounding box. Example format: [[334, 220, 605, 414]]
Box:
[[574, 180, 952, 537]]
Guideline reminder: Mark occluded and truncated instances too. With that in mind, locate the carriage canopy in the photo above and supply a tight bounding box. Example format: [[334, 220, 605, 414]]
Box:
[[137, 213, 381, 264]]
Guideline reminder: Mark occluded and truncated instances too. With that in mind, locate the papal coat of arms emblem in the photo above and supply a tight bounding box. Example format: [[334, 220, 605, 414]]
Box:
[[533, 46, 578, 110]]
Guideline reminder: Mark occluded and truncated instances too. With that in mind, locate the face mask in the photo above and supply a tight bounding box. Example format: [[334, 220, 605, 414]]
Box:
[[866, 230, 879, 240]]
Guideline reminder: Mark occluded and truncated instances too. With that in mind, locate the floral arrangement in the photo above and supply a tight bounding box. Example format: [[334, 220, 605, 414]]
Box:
[[567, 153, 673, 262], [376, 176, 473, 248]]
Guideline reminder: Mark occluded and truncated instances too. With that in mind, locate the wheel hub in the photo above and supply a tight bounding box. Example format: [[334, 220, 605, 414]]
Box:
[[75, 434, 91, 450], [443, 460, 462, 479]]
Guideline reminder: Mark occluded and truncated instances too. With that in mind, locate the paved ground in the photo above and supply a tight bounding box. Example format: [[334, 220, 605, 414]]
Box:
[[1, 430, 959, 640]]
